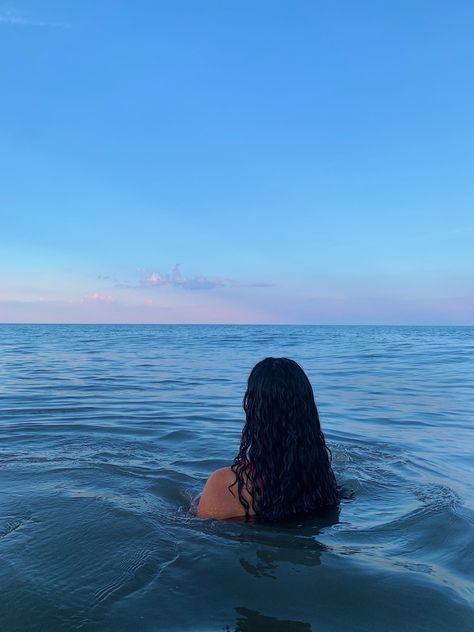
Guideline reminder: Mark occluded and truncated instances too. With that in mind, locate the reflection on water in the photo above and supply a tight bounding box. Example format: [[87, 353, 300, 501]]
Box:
[[237, 516, 336, 580], [232, 607, 312, 631], [0, 324, 473, 631]]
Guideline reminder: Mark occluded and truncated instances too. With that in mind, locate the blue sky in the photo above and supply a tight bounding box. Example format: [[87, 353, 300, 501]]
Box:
[[1, 1, 473, 323]]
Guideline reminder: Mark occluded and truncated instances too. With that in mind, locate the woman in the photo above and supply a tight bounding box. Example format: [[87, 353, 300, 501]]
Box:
[[197, 357, 339, 521]]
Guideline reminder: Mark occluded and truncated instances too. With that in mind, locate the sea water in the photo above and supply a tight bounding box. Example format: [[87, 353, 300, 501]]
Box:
[[0, 324, 473, 631]]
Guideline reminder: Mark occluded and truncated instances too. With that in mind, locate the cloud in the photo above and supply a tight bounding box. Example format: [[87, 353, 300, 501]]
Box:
[[142, 264, 273, 292], [108, 265, 273, 292], [81, 293, 113, 303], [144, 264, 230, 291], [0, 8, 68, 28]]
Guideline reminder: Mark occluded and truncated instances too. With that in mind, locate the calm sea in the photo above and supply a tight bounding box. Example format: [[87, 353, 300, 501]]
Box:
[[0, 324, 473, 631]]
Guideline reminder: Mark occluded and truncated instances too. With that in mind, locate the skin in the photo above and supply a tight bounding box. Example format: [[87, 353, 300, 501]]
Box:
[[196, 467, 255, 520]]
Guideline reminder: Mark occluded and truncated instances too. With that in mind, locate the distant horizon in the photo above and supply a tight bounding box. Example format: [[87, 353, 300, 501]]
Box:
[[1, 321, 472, 327]]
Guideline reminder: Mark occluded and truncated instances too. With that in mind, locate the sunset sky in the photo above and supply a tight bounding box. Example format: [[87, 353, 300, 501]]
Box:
[[1, 1, 473, 324]]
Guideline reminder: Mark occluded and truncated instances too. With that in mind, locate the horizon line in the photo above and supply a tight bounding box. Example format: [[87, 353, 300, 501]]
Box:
[[0, 322, 472, 327]]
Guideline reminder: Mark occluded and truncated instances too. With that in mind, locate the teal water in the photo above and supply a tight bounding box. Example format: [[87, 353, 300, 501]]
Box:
[[0, 324, 473, 631]]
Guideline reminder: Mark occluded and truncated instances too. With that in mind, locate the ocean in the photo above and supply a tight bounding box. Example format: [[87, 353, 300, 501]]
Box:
[[0, 324, 473, 631]]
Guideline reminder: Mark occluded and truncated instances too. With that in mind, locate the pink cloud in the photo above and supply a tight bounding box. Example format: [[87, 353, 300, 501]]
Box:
[[143, 264, 273, 291], [144, 264, 221, 290], [146, 272, 167, 287], [112, 265, 273, 291]]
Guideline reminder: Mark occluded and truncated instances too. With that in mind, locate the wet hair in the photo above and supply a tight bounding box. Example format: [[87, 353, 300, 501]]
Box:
[[230, 357, 340, 521]]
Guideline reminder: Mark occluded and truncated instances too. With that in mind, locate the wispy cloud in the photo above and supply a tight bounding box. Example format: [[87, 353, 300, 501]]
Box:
[[0, 8, 68, 28], [140, 264, 273, 291], [144, 265, 226, 291]]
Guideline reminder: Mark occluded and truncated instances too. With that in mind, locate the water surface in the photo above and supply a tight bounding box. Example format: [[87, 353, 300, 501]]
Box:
[[0, 325, 473, 631]]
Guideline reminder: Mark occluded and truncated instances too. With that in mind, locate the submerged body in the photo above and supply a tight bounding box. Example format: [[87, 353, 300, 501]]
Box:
[[197, 357, 340, 521]]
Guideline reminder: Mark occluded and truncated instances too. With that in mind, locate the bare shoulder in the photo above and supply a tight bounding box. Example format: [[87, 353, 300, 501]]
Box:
[[200, 467, 236, 499], [208, 466, 235, 483], [196, 467, 245, 520]]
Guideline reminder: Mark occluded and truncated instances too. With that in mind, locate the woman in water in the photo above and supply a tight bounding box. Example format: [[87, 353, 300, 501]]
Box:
[[197, 357, 339, 521]]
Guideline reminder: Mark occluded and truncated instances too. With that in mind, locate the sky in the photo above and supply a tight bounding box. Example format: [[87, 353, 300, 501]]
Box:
[[1, 0, 473, 324]]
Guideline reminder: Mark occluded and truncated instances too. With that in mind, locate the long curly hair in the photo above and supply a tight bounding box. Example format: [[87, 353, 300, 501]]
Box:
[[230, 357, 340, 521]]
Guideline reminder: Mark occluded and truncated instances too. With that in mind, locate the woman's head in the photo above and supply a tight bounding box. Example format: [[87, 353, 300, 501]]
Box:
[[231, 357, 339, 520]]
